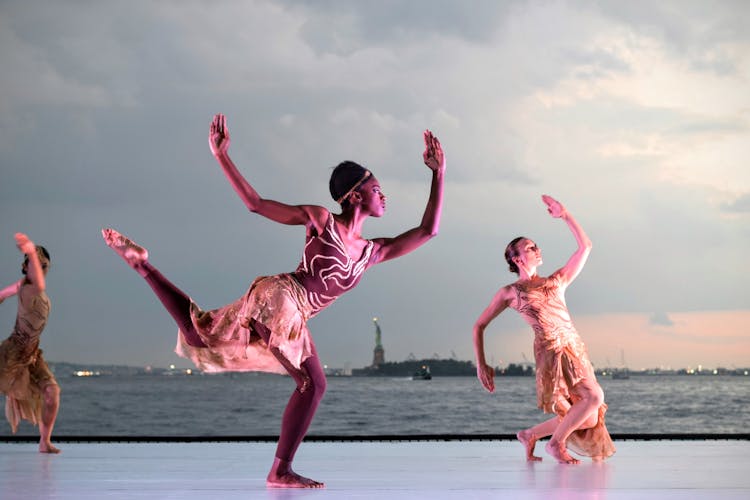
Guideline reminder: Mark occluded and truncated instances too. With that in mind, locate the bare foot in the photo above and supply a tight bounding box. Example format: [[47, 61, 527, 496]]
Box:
[[39, 441, 61, 454], [517, 430, 542, 462], [545, 439, 579, 465], [101, 228, 149, 273], [266, 471, 324, 489]]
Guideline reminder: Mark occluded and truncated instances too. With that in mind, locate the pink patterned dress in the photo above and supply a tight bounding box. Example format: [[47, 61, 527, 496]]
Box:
[[509, 272, 616, 459], [0, 283, 57, 433], [176, 213, 374, 374]]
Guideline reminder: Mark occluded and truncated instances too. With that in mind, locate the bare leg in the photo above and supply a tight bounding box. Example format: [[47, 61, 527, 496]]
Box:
[[250, 320, 325, 488], [546, 379, 604, 464], [101, 228, 206, 348], [101, 228, 149, 276], [38, 383, 61, 454], [518, 417, 558, 462]]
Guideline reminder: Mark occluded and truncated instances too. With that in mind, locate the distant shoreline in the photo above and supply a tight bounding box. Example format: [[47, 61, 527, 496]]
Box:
[[47, 360, 750, 378]]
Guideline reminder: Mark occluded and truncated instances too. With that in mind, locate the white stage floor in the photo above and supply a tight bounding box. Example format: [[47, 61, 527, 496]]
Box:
[[1, 439, 748, 499]]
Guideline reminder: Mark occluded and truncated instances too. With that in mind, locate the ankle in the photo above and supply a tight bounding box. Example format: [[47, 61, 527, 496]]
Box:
[[271, 457, 292, 475], [137, 261, 154, 278]]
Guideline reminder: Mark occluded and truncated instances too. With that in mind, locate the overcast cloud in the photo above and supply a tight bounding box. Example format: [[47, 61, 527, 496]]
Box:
[[1, 0, 747, 371]]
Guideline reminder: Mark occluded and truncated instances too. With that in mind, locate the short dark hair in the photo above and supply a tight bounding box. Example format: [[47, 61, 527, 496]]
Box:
[[329, 161, 370, 208]]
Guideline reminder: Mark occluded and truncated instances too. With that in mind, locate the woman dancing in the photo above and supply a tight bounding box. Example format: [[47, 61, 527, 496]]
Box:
[[0, 233, 60, 453], [102, 113, 445, 487], [472, 195, 615, 464]]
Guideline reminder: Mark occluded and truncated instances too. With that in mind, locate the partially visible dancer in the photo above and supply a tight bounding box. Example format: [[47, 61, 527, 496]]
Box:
[[0, 233, 60, 453], [103, 113, 446, 487], [472, 195, 615, 464]]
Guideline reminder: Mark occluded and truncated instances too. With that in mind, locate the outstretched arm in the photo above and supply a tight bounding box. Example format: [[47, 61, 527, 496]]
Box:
[[209, 114, 327, 230], [542, 194, 592, 285], [370, 130, 446, 264], [0, 279, 23, 304], [15, 233, 45, 293], [472, 286, 513, 393]]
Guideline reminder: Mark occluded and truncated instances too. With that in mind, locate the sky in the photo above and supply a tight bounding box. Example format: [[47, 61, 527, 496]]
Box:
[[0, 0, 748, 372]]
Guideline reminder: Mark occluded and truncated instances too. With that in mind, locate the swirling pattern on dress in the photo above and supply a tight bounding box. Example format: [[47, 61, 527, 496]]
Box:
[[176, 213, 375, 374], [294, 213, 373, 314]]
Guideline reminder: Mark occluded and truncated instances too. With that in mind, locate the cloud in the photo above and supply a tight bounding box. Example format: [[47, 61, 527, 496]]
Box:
[[284, 0, 516, 55], [1, 0, 748, 371], [721, 193, 750, 213], [650, 311, 675, 326]]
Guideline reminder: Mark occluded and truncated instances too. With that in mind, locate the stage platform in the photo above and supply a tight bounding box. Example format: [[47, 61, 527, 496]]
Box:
[[2, 438, 748, 499]]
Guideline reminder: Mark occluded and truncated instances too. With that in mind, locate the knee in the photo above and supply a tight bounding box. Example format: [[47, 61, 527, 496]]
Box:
[[311, 375, 327, 402], [303, 372, 327, 404], [588, 385, 604, 408], [581, 413, 599, 430]]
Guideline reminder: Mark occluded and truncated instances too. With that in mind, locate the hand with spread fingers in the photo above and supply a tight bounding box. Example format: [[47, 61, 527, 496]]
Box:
[[422, 129, 445, 173]]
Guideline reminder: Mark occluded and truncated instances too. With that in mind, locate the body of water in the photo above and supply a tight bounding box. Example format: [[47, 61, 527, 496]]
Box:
[[3, 374, 748, 436]]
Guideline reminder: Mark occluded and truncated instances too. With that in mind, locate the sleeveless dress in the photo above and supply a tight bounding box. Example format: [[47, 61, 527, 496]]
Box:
[[0, 283, 57, 433], [176, 213, 374, 374], [509, 273, 616, 459]]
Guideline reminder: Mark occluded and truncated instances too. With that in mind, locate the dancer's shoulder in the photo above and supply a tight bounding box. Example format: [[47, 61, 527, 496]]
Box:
[[299, 205, 332, 235]]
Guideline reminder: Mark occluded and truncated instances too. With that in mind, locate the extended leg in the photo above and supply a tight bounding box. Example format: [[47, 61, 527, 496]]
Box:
[[102, 228, 206, 348]]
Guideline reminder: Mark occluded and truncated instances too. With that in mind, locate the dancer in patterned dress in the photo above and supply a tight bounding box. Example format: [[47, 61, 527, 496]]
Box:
[[472, 195, 615, 464], [0, 232, 60, 453], [102, 113, 445, 487]]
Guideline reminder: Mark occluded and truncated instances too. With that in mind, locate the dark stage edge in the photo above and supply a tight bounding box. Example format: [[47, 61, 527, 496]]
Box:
[[2, 432, 749, 443]]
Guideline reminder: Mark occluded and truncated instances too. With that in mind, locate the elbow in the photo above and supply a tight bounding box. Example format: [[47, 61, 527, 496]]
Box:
[[472, 323, 485, 339], [246, 197, 264, 214], [423, 224, 439, 239]]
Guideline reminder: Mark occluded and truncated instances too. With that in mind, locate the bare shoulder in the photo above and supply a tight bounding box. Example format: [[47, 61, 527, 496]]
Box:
[[499, 283, 517, 300], [490, 283, 516, 307], [300, 205, 331, 234]]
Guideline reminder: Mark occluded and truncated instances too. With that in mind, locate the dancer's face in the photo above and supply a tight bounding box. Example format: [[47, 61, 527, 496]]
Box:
[[514, 239, 542, 271], [356, 177, 386, 217]]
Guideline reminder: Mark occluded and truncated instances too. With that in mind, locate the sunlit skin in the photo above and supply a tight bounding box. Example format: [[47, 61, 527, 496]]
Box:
[[104, 113, 445, 488], [473, 195, 606, 465], [0, 233, 60, 454]]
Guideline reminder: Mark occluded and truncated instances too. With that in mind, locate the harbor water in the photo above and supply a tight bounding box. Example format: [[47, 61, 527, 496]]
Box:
[[3, 373, 748, 437]]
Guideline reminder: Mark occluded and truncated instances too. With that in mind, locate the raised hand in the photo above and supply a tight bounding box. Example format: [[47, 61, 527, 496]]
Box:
[[422, 130, 445, 172], [209, 113, 231, 157], [14, 233, 35, 255], [542, 194, 567, 219]]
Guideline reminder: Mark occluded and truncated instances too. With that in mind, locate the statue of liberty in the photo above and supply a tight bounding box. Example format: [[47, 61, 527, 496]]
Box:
[[372, 317, 384, 367]]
